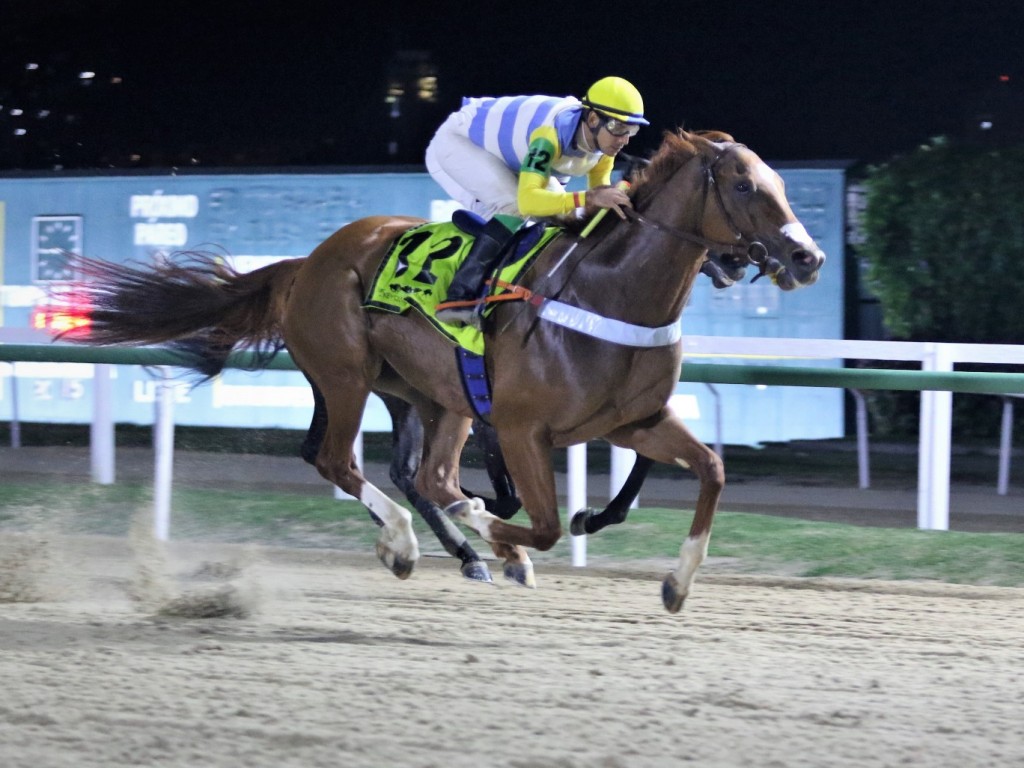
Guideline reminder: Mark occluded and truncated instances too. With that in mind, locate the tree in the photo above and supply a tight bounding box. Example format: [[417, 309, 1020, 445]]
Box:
[[861, 137, 1024, 343], [859, 138, 1024, 439]]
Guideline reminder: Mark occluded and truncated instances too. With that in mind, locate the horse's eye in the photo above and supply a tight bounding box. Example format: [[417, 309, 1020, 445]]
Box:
[[735, 182, 751, 194]]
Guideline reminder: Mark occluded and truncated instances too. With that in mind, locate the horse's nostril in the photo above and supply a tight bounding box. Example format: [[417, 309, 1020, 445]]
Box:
[[793, 249, 814, 265]]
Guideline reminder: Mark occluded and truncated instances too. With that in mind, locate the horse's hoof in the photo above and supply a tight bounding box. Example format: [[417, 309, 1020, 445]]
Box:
[[390, 557, 416, 580], [503, 561, 536, 589], [461, 561, 493, 583], [569, 508, 595, 537], [661, 573, 686, 613], [376, 541, 416, 580]]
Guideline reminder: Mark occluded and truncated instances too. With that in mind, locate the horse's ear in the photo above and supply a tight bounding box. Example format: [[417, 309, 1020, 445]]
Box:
[[696, 130, 735, 143], [620, 152, 651, 183]]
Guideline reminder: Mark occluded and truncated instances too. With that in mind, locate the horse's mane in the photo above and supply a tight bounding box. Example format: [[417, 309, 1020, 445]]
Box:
[[555, 129, 736, 233], [631, 129, 735, 209]]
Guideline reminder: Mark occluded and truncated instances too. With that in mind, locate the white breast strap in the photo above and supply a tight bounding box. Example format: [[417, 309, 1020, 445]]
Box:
[[537, 299, 682, 347]]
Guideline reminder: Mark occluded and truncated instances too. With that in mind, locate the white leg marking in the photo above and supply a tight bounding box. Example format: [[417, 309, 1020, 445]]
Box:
[[672, 532, 710, 598], [446, 497, 496, 541], [361, 483, 419, 563], [674, 457, 691, 470], [361, 483, 413, 527]]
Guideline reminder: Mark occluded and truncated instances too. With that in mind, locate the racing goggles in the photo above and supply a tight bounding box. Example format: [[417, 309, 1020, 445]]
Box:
[[601, 117, 641, 137]]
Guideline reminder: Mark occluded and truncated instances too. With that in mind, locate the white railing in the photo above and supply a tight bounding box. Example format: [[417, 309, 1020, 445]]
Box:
[[4, 334, 1023, 561], [683, 337, 1024, 528]]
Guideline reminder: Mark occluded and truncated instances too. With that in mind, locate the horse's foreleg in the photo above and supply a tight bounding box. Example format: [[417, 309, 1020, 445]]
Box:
[[380, 395, 491, 583], [409, 411, 531, 587], [607, 411, 724, 613], [413, 497, 493, 582], [445, 495, 537, 588], [381, 393, 422, 493], [569, 454, 655, 535], [412, 406, 523, 579], [469, 419, 522, 520], [446, 426, 565, 588], [668, 436, 723, 613]]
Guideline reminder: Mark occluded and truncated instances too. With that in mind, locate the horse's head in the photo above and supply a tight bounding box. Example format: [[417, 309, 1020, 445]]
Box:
[[699, 138, 826, 290]]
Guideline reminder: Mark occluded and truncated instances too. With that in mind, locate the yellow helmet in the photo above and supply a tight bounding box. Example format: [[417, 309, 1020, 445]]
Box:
[[581, 76, 649, 126]]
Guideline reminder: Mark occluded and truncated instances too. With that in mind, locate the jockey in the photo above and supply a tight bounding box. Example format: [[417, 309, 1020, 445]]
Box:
[[426, 76, 649, 328]]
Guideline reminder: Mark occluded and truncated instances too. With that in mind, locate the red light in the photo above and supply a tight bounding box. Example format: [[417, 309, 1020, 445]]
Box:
[[51, 311, 92, 334], [32, 295, 93, 337], [999, 74, 1010, 82]]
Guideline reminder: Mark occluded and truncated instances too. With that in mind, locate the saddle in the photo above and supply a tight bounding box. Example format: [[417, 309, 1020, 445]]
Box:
[[364, 213, 556, 421], [364, 215, 556, 353]]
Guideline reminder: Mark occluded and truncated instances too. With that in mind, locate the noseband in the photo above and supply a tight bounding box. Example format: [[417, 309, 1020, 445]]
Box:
[[624, 144, 769, 267]]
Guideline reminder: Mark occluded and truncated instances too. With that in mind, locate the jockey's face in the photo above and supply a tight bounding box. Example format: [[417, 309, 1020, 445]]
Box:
[[601, 117, 641, 138], [587, 112, 635, 156]]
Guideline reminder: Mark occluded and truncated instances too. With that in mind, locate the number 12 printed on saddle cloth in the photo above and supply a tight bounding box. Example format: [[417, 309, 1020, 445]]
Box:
[[364, 220, 559, 354]]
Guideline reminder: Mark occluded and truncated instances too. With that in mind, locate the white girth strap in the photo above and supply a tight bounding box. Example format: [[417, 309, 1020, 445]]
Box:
[[538, 299, 682, 347]]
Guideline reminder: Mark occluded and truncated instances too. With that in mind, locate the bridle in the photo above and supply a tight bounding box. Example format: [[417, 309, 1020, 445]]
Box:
[[502, 142, 778, 338], [623, 143, 770, 267]]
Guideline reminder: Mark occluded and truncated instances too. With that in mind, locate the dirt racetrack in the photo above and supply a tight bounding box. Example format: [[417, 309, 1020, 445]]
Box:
[[1, 532, 1022, 768]]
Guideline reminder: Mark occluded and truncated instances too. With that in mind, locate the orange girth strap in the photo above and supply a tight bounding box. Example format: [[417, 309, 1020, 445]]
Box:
[[487, 279, 546, 307], [435, 298, 481, 311], [436, 281, 545, 312]]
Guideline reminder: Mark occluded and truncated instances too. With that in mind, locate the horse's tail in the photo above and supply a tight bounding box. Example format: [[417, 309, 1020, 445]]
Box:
[[58, 252, 303, 380]]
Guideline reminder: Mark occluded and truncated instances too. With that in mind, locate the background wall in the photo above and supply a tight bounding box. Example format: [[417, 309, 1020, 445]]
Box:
[[0, 167, 845, 445]]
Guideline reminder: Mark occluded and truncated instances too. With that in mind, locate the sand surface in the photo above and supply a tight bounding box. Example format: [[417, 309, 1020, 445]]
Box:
[[1, 532, 1022, 768]]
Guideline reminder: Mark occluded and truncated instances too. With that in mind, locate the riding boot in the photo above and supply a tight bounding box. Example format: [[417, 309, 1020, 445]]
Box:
[[436, 220, 513, 329]]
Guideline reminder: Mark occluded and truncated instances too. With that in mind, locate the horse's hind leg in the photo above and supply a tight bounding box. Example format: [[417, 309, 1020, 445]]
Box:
[[381, 394, 492, 583], [298, 375, 492, 582], [298, 368, 328, 466], [317, 383, 420, 579]]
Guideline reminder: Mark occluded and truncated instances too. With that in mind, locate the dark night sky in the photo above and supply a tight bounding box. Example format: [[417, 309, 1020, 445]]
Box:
[[3, 0, 1022, 168]]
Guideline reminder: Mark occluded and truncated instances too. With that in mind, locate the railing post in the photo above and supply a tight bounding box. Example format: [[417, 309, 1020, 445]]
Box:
[[7, 362, 21, 448], [997, 397, 1013, 496], [153, 367, 175, 541], [849, 388, 871, 489], [610, 446, 639, 510], [567, 443, 587, 566], [705, 382, 723, 457], [917, 344, 953, 530], [90, 363, 115, 484]]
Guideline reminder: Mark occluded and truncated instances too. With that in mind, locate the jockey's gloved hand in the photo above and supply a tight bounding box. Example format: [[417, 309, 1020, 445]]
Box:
[[586, 184, 633, 220]]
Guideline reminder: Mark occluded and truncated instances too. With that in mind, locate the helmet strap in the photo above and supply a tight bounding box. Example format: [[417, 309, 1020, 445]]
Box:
[[578, 111, 600, 152]]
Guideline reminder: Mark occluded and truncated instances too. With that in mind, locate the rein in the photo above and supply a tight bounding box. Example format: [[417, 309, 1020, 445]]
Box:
[[624, 145, 770, 266], [623, 207, 740, 253], [491, 141, 771, 341]]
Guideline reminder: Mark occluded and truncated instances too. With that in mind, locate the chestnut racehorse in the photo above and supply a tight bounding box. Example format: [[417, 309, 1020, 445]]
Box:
[[297, 246, 751, 583], [62, 130, 824, 612]]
